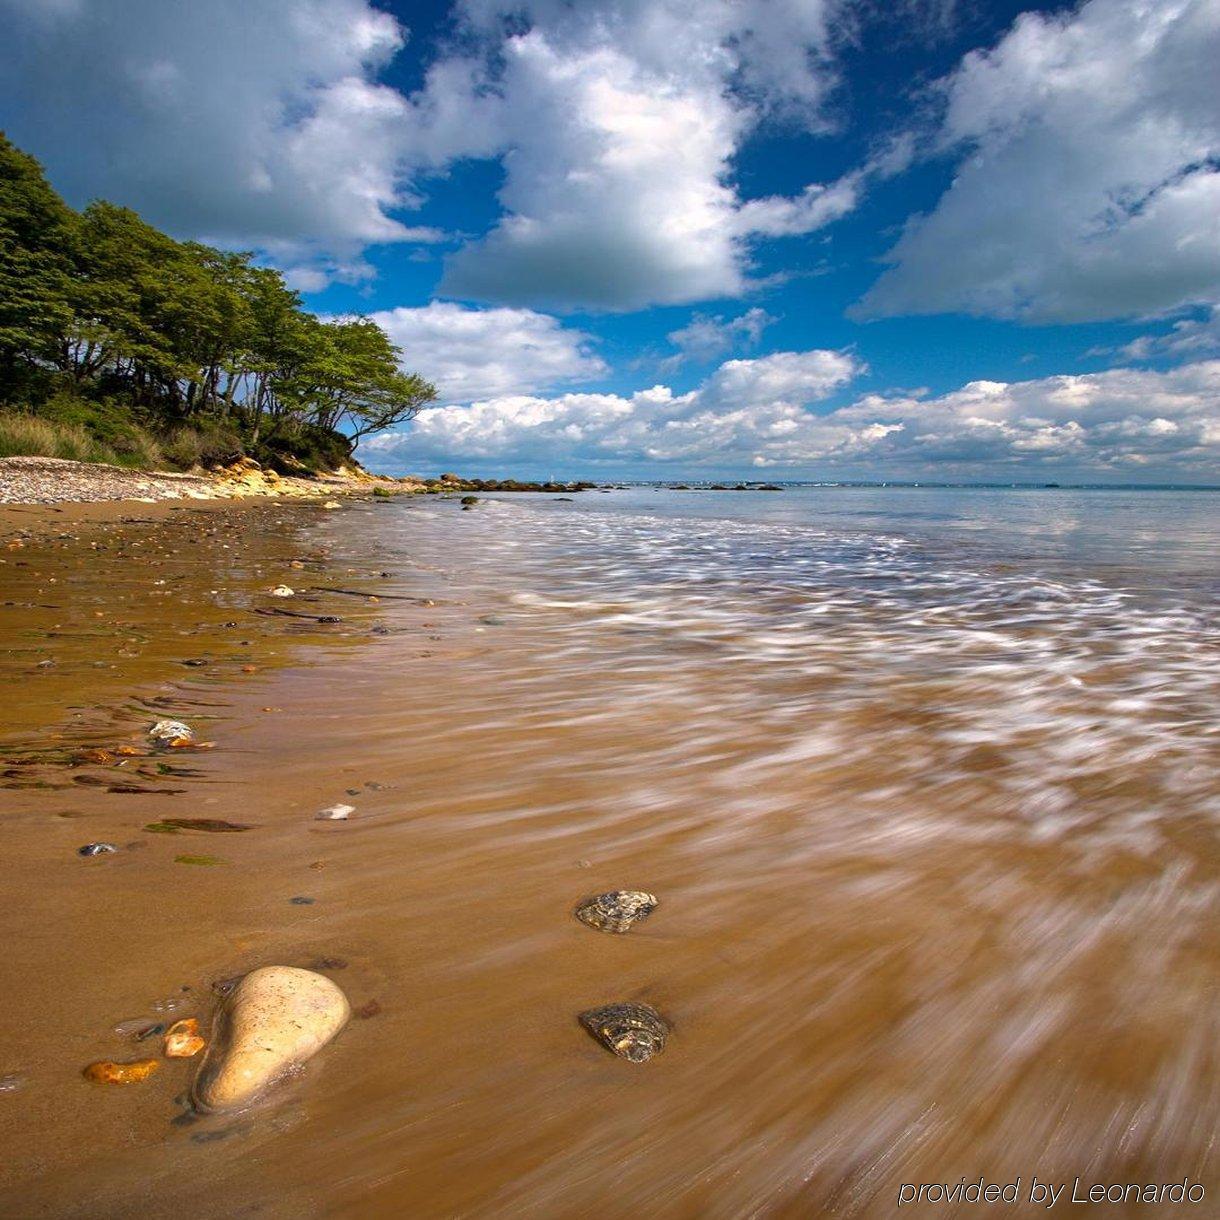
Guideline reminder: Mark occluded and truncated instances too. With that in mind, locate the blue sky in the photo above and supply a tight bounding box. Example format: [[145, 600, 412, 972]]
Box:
[[2, 0, 1218, 482]]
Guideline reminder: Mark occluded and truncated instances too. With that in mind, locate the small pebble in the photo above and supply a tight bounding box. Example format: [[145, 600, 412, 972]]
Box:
[[83, 1059, 159, 1085], [269, 585, 295, 597], [78, 842, 117, 857], [164, 1018, 206, 1058], [316, 804, 354, 821], [0, 1073, 27, 1093], [575, 890, 658, 934], [148, 719, 193, 747], [579, 1003, 669, 1062]]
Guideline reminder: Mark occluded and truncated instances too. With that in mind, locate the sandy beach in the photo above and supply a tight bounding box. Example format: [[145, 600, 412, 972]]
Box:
[[2, 483, 1218, 1218]]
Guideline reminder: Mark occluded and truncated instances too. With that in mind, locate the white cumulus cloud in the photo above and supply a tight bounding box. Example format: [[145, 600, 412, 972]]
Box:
[[367, 302, 607, 403], [860, 0, 1220, 324], [364, 357, 1220, 480], [662, 308, 776, 369], [429, 0, 863, 309], [0, 0, 443, 286]]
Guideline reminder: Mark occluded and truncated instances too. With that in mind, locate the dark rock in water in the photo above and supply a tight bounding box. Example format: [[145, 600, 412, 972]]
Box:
[[181, 658, 209, 667], [354, 999, 382, 1019], [575, 890, 658, 934], [371, 625, 391, 635], [318, 615, 343, 624], [289, 896, 316, 905], [579, 1003, 668, 1062], [78, 842, 117, 856], [460, 495, 478, 505], [479, 614, 506, 626]]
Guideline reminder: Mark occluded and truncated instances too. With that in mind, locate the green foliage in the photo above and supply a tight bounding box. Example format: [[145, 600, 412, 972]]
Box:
[[0, 131, 437, 466], [256, 421, 353, 474], [0, 412, 148, 466], [0, 137, 76, 367]]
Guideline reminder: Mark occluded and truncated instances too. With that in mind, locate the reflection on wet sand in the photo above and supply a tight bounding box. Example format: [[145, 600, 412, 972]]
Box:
[[1, 488, 1218, 1218]]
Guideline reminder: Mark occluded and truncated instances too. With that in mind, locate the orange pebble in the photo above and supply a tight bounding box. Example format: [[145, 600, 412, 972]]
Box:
[[114, 745, 144, 757], [83, 1059, 160, 1085], [241, 664, 258, 673], [164, 1018, 205, 1058]]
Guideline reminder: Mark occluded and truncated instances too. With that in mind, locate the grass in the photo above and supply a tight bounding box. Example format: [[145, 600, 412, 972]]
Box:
[[0, 413, 147, 466], [1, 395, 354, 475], [0, 406, 245, 472]]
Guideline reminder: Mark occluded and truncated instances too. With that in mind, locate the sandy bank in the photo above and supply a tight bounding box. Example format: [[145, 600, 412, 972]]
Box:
[[0, 454, 401, 508]]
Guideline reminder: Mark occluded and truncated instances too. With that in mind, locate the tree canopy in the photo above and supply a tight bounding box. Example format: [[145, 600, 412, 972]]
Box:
[[0, 132, 436, 466]]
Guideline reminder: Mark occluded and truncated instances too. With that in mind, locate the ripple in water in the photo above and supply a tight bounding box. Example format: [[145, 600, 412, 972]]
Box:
[[361, 493, 1220, 1216]]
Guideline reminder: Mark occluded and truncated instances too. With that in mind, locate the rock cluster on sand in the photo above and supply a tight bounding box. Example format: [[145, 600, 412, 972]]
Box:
[[192, 966, 349, 1112], [573, 889, 669, 1061]]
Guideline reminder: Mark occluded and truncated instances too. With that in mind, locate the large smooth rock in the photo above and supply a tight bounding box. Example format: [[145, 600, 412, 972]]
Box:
[[192, 966, 349, 1112]]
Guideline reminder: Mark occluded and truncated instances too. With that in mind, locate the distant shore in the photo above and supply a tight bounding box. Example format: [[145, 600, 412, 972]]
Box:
[[0, 454, 596, 510]]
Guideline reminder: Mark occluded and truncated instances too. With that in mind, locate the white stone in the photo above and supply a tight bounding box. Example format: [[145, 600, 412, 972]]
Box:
[[148, 719, 192, 745], [193, 967, 349, 1112], [316, 804, 355, 821]]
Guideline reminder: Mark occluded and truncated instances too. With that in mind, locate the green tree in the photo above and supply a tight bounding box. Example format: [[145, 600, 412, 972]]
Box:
[[300, 316, 437, 447], [0, 132, 76, 395], [0, 133, 438, 467]]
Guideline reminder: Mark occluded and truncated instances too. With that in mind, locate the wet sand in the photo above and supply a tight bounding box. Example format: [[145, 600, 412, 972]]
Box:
[[1, 490, 1218, 1218]]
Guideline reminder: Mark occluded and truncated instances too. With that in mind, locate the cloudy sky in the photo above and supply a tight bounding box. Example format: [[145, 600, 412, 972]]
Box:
[[2, 0, 1218, 482]]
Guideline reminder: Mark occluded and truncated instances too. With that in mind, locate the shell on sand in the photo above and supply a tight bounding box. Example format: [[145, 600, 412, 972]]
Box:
[[579, 1002, 669, 1062], [192, 966, 350, 1112], [574, 890, 658, 934]]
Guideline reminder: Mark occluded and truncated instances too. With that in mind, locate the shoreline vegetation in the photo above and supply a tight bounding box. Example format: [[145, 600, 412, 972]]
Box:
[[0, 132, 436, 476]]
